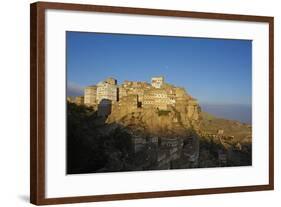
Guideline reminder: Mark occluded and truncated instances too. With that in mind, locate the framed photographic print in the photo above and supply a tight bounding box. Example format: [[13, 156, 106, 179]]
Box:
[[30, 1, 274, 205]]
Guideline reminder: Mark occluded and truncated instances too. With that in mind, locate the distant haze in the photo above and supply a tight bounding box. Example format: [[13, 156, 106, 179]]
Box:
[[200, 103, 252, 124], [67, 82, 84, 97]]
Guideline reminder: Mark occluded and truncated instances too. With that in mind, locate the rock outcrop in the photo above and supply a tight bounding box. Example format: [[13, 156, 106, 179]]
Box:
[[106, 91, 202, 136]]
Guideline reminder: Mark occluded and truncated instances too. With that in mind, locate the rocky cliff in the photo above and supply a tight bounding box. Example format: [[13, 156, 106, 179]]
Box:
[[106, 93, 202, 137], [106, 95, 251, 144]]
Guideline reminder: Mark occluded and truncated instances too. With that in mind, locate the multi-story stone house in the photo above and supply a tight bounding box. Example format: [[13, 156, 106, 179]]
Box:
[[96, 77, 118, 103], [84, 85, 97, 106], [143, 88, 175, 110], [109, 94, 139, 119], [151, 76, 164, 88], [119, 81, 151, 105], [78, 76, 196, 117]]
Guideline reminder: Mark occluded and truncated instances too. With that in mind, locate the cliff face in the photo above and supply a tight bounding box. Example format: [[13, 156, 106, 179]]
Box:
[[106, 95, 202, 136], [174, 99, 201, 129], [68, 77, 252, 174]]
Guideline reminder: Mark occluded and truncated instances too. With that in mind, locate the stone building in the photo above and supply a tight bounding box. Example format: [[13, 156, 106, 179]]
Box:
[[110, 94, 139, 118], [143, 88, 175, 110], [119, 81, 151, 105], [106, 94, 140, 122], [151, 76, 164, 88], [96, 77, 118, 103], [132, 135, 147, 153], [105, 77, 117, 85], [161, 137, 183, 148], [84, 85, 97, 106], [148, 136, 158, 145], [74, 96, 84, 105], [82, 76, 192, 112], [81, 76, 201, 123], [119, 95, 138, 110], [119, 86, 128, 99]]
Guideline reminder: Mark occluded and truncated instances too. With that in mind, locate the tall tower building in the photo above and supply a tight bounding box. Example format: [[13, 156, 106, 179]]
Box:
[[151, 76, 164, 88], [84, 85, 97, 106], [96, 78, 118, 103]]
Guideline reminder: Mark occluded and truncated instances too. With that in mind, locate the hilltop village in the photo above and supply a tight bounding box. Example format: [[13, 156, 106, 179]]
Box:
[[68, 76, 200, 120], [67, 77, 252, 173]]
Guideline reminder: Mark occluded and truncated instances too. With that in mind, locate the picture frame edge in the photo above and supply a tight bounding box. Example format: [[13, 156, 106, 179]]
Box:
[[30, 1, 274, 205]]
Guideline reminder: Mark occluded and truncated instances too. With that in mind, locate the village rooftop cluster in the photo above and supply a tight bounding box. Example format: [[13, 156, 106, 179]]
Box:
[[68, 76, 198, 117]]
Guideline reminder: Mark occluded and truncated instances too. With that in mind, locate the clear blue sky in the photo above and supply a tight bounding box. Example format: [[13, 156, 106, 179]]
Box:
[[66, 31, 252, 106]]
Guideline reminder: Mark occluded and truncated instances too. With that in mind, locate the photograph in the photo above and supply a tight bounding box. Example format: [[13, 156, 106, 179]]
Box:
[[66, 31, 252, 174]]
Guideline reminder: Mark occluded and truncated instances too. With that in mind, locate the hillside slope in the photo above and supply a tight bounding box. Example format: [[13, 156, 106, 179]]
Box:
[[200, 111, 252, 143]]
